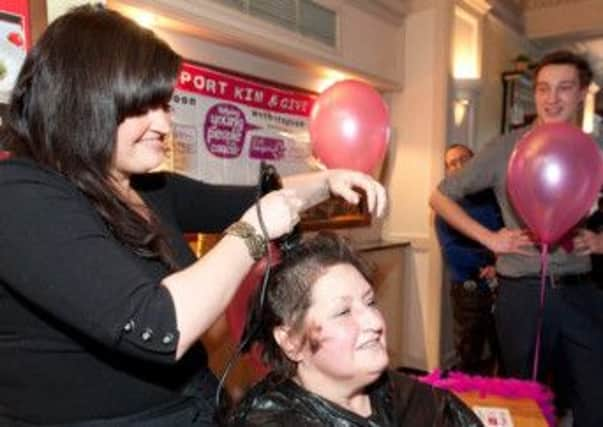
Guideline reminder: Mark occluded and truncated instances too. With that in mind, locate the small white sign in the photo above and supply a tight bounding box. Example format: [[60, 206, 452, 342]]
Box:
[[472, 406, 514, 427]]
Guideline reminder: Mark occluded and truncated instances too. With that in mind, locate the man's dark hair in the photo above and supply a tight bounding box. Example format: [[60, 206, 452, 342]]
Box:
[[533, 50, 593, 88], [446, 144, 474, 156]]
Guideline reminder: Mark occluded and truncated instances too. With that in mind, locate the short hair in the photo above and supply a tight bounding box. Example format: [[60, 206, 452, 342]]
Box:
[[533, 50, 593, 88], [445, 144, 473, 156], [244, 232, 375, 379], [444, 144, 473, 168]]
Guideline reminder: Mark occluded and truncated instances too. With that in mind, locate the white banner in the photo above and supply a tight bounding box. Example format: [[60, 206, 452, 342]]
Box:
[[170, 62, 317, 185]]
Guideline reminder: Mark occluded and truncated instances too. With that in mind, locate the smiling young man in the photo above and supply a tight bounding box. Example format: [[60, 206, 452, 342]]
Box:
[[430, 50, 602, 427]]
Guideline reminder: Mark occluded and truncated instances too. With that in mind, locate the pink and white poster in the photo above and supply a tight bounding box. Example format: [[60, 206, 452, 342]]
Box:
[[170, 61, 317, 185]]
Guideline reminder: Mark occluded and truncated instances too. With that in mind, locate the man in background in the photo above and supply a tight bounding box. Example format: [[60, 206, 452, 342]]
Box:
[[430, 50, 602, 427], [435, 144, 502, 375]]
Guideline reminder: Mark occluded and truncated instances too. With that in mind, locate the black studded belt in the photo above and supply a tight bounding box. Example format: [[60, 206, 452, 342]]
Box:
[[498, 273, 592, 288]]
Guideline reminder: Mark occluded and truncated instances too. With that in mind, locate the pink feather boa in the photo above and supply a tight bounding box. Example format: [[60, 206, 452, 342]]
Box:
[[419, 370, 555, 426]]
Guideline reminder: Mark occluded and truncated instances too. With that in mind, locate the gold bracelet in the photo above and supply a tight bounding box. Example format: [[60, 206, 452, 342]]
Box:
[[224, 221, 267, 261]]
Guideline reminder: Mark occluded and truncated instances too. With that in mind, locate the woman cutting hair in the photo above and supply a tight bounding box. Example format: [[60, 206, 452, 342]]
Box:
[[228, 233, 483, 426], [0, 5, 386, 426]]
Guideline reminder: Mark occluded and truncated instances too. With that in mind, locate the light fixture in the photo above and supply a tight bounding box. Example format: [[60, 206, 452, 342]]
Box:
[[134, 11, 156, 28], [452, 6, 480, 79], [453, 99, 470, 126], [316, 69, 349, 92]]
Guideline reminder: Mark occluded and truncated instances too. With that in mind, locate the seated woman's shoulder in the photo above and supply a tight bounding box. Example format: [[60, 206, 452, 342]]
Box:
[[226, 377, 323, 427], [386, 370, 484, 427]]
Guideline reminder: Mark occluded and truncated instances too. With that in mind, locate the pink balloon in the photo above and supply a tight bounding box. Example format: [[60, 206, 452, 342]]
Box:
[[309, 80, 390, 173], [507, 123, 603, 245]]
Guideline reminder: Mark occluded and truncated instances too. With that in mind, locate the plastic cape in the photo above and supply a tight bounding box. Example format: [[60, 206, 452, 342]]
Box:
[[227, 370, 484, 426]]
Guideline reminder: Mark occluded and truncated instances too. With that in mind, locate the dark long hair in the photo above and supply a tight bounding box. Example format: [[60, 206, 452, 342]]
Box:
[[1, 4, 182, 267], [245, 232, 375, 380]]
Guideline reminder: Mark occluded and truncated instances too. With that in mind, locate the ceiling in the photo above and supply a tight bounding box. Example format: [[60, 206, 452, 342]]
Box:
[[485, 0, 603, 113], [488, 0, 603, 84]]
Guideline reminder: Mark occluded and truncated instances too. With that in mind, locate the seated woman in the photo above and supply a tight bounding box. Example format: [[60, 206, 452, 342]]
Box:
[[228, 233, 484, 426]]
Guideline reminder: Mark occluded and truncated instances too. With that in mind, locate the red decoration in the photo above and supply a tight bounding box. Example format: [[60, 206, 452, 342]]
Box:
[[507, 123, 603, 245], [309, 80, 390, 173], [7, 31, 23, 47], [225, 244, 282, 377]]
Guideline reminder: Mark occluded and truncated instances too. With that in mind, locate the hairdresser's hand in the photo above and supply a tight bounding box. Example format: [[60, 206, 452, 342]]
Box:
[[326, 170, 387, 217], [240, 189, 304, 240], [574, 228, 603, 255]]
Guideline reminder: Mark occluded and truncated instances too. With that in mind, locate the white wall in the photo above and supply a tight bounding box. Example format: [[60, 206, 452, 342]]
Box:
[[46, 0, 96, 21], [524, 0, 603, 39], [337, 3, 405, 85], [109, 0, 403, 91], [154, 29, 326, 93], [382, 2, 453, 371], [475, 15, 540, 149]]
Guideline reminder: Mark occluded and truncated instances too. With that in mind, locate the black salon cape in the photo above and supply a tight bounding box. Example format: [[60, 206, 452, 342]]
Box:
[[228, 370, 484, 426], [0, 158, 256, 424]]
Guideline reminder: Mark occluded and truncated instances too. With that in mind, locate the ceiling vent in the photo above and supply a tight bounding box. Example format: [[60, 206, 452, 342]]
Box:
[[210, 0, 337, 47]]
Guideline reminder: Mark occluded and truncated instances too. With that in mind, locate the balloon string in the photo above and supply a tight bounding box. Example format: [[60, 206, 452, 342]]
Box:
[[532, 243, 549, 380]]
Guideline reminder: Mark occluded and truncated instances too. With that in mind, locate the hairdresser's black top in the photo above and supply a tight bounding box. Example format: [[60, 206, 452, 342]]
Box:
[[229, 371, 484, 427], [0, 159, 256, 424]]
